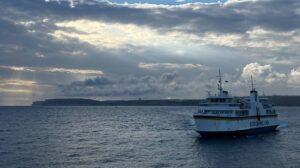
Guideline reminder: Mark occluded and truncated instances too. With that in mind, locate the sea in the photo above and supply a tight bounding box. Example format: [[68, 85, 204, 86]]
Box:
[[0, 106, 299, 168]]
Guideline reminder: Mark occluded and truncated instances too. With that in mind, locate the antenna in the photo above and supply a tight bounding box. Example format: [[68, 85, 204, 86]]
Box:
[[206, 91, 211, 97]]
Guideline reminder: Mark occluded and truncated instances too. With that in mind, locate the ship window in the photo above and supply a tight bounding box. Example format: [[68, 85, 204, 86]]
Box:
[[205, 110, 233, 114], [210, 98, 226, 103]]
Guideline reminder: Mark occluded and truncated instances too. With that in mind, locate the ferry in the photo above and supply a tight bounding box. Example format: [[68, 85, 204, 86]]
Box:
[[193, 70, 279, 137]]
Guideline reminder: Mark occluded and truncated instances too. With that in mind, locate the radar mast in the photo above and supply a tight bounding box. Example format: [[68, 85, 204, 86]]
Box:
[[217, 69, 223, 94], [250, 75, 255, 91]]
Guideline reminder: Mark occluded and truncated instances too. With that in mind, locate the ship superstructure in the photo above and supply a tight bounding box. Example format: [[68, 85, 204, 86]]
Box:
[[193, 70, 279, 137]]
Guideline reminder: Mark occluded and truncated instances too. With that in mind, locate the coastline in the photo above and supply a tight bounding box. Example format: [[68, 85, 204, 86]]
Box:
[[32, 96, 300, 106]]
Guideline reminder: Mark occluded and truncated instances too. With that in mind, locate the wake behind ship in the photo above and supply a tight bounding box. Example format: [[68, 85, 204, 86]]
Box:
[[193, 70, 279, 137]]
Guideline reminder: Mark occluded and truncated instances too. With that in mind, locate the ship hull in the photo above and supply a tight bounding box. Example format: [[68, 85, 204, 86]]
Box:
[[197, 125, 279, 137], [194, 115, 279, 137]]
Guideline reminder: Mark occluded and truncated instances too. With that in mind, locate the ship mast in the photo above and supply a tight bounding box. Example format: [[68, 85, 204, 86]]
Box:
[[250, 75, 255, 91], [217, 69, 223, 94]]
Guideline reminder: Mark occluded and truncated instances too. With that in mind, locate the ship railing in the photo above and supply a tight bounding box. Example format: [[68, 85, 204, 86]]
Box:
[[197, 109, 255, 117], [199, 103, 240, 106]]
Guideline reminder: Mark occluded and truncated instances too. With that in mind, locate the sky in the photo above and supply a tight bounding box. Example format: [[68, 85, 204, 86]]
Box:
[[0, 0, 299, 105]]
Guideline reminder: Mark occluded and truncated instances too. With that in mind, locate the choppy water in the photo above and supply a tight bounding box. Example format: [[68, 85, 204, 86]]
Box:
[[0, 106, 299, 168]]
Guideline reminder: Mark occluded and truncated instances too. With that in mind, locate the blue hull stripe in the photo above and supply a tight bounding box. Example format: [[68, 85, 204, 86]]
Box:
[[193, 115, 277, 120]]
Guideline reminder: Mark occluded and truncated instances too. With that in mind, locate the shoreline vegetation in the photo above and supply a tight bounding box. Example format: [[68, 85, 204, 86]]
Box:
[[32, 96, 300, 106]]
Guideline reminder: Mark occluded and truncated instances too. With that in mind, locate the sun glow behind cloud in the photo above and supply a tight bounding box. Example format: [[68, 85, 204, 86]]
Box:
[[50, 19, 300, 54], [0, 65, 104, 76], [51, 20, 173, 49], [0, 79, 38, 95], [50, 19, 214, 53], [138, 62, 210, 70], [0, 88, 32, 94], [0, 79, 37, 87]]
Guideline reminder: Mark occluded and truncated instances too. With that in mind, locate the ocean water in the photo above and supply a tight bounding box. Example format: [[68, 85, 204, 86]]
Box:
[[0, 106, 299, 168]]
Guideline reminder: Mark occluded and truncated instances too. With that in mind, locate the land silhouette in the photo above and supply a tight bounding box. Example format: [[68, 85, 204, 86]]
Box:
[[32, 96, 300, 106]]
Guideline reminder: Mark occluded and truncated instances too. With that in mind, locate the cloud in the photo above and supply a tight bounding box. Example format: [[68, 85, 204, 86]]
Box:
[[0, 0, 300, 104], [0, 65, 104, 76], [2, 0, 300, 54], [0, 79, 37, 87], [240, 62, 287, 84], [74, 76, 114, 86], [50, 19, 211, 51], [5, 0, 299, 35], [0, 79, 38, 95], [241, 62, 272, 80], [35, 52, 46, 58], [236, 62, 300, 95], [0, 66, 36, 72], [60, 72, 181, 98], [56, 64, 300, 99], [160, 72, 179, 83], [47, 67, 103, 75], [288, 68, 300, 86], [0, 78, 59, 105], [60, 50, 87, 57], [0, 88, 32, 94], [198, 27, 299, 51], [51, 19, 170, 49], [138, 62, 209, 70], [43, 4, 300, 63]]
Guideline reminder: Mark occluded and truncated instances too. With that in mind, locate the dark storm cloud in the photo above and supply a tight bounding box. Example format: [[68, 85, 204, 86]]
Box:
[[1, 0, 299, 34], [59, 72, 180, 97], [75, 76, 115, 86], [161, 72, 179, 83], [0, 5, 145, 76]]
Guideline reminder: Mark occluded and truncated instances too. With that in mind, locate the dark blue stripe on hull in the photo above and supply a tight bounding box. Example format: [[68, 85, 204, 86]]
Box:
[[197, 125, 279, 138]]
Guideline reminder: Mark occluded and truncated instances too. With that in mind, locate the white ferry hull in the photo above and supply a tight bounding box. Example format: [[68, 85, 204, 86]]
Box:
[[196, 125, 278, 137], [194, 115, 279, 137]]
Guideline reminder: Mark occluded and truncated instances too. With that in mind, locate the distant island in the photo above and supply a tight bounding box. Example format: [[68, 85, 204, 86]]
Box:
[[32, 96, 300, 106]]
